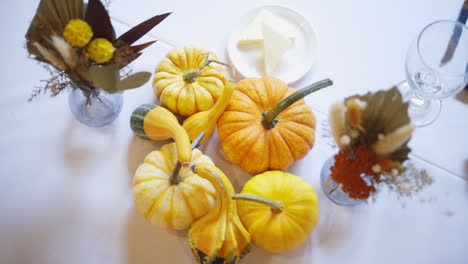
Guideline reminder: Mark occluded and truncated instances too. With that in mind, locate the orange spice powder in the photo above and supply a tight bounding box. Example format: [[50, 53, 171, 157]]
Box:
[[330, 146, 384, 199]]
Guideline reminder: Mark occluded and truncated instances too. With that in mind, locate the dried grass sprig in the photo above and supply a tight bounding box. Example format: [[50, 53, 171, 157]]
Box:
[[329, 102, 346, 149], [346, 98, 366, 129], [32, 42, 66, 71], [51, 35, 77, 70], [373, 124, 414, 155], [28, 65, 74, 102]]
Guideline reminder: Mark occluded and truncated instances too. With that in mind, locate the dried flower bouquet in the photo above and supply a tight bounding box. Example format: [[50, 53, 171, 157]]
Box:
[[327, 87, 415, 199], [26, 0, 171, 100]]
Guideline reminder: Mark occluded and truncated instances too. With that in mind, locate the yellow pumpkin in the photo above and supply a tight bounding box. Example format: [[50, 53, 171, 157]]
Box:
[[133, 142, 216, 230], [217, 77, 333, 174], [189, 163, 251, 263], [233, 171, 319, 253], [153, 46, 228, 116]]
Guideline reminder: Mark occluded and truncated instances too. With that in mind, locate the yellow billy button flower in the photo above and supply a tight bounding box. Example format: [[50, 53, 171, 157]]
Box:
[[63, 19, 93, 48], [87, 38, 115, 63]]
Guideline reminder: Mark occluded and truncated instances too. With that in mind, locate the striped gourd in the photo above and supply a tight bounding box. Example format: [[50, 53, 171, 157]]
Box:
[[130, 104, 191, 163]]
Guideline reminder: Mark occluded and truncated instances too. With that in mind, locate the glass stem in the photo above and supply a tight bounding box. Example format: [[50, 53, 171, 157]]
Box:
[[408, 93, 430, 111]]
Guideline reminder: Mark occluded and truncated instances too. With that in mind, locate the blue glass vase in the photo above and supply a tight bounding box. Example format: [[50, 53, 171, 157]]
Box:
[[68, 88, 123, 127], [320, 155, 365, 207]]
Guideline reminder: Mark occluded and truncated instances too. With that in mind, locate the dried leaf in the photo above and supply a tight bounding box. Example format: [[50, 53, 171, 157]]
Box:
[[351, 87, 410, 145], [116, 13, 171, 45], [112, 43, 140, 69], [130, 40, 157, 53], [41, 0, 63, 28], [89, 65, 119, 93], [344, 87, 412, 162], [26, 2, 60, 54], [75, 65, 92, 83], [381, 89, 410, 132], [75, 0, 84, 19], [117, 71, 151, 91], [52, 0, 70, 23], [85, 0, 115, 41], [26, 0, 85, 56], [124, 52, 142, 68]]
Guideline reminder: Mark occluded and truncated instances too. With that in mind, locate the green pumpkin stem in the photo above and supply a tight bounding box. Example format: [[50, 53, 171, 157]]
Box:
[[183, 70, 202, 83], [169, 132, 206, 185], [262, 78, 333, 129], [232, 193, 284, 214], [183, 53, 233, 83]]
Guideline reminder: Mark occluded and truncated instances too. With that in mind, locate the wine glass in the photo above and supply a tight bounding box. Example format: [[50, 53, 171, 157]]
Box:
[[401, 20, 468, 127]]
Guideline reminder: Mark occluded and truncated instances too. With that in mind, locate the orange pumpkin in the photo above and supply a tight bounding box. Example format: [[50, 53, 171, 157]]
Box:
[[217, 77, 332, 174]]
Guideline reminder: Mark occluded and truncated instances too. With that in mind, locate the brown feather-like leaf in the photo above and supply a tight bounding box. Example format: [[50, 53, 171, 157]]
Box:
[[124, 52, 142, 68], [130, 40, 157, 53], [26, 0, 61, 44], [85, 0, 115, 41], [116, 12, 171, 45], [112, 43, 140, 69]]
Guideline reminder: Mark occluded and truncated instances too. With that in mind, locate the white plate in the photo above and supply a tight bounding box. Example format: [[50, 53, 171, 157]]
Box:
[[227, 6, 317, 84]]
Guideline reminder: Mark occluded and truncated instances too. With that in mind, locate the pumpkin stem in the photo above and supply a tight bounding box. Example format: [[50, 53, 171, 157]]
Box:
[[205, 59, 236, 80], [262, 78, 333, 129], [183, 53, 234, 83], [232, 193, 284, 214], [169, 162, 183, 185], [169, 132, 206, 185], [183, 70, 202, 83]]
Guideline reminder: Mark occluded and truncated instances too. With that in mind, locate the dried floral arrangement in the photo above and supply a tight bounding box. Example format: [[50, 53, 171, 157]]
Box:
[[25, 0, 171, 101], [328, 87, 417, 200]]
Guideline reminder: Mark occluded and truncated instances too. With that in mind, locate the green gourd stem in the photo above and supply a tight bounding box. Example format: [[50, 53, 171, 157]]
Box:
[[262, 78, 333, 129], [232, 193, 284, 214], [169, 132, 206, 185], [183, 70, 202, 83], [206, 59, 235, 80]]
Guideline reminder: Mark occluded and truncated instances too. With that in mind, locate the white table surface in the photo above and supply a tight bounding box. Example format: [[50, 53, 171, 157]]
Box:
[[1, 0, 467, 263]]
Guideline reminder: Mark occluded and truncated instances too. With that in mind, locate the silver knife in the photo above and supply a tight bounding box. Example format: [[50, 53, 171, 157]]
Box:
[[440, 0, 468, 65]]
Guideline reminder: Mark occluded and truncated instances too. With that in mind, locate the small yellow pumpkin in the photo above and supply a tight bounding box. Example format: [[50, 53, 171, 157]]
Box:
[[233, 171, 319, 253], [217, 77, 333, 174], [153, 46, 228, 116], [133, 140, 216, 230]]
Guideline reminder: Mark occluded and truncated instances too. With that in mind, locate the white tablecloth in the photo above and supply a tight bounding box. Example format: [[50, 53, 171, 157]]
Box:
[[1, 0, 467, 263]]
